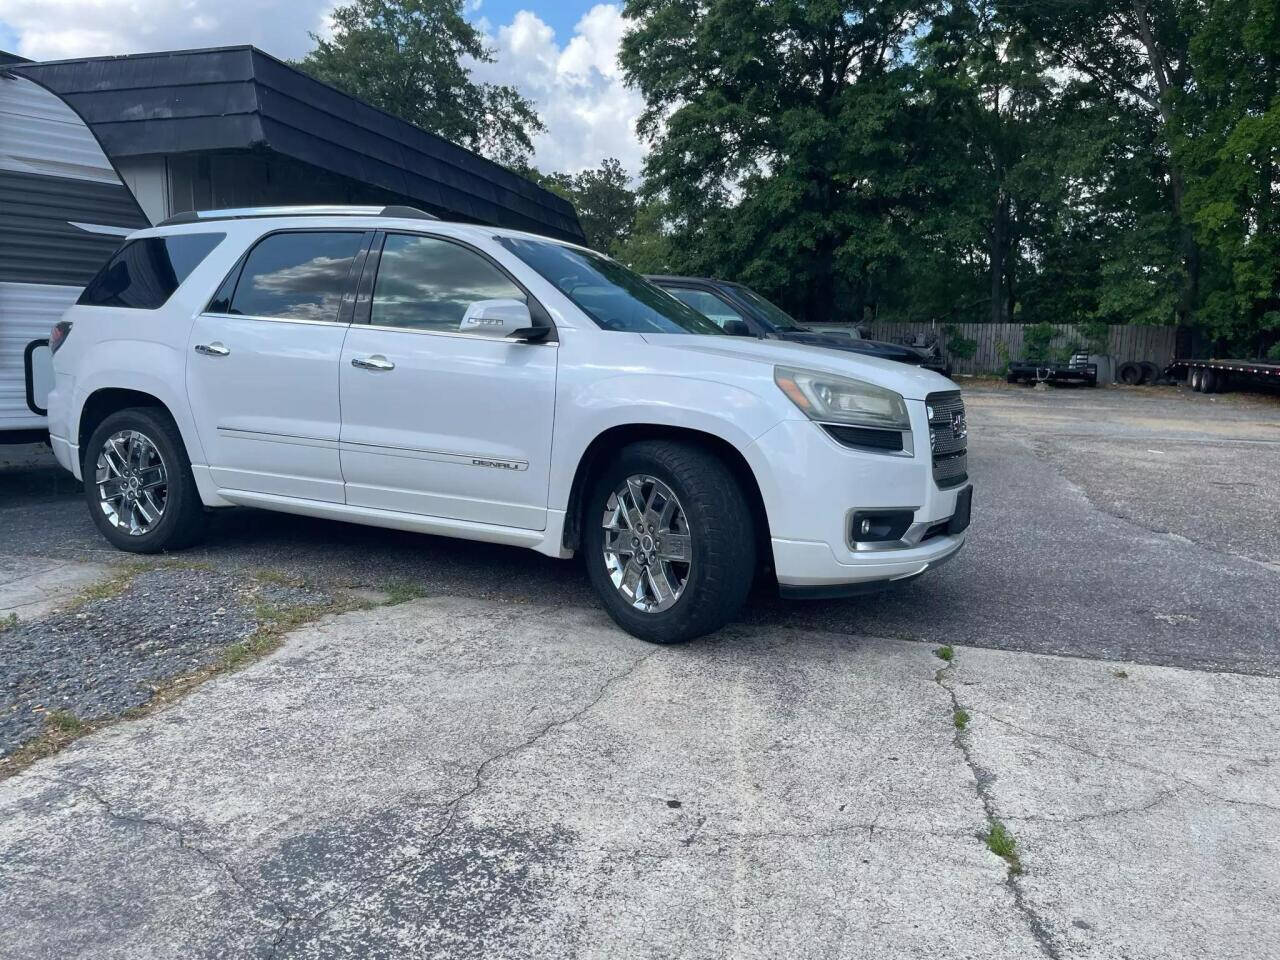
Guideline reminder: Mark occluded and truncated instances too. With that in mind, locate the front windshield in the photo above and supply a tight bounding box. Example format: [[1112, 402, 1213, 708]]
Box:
[[499, 237, 723, 335], [729, 284, 805, 332]]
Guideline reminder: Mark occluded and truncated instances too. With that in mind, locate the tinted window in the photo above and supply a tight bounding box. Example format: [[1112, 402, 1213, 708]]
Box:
[[371, 234, 526, 332], [666, 287, 747, 330], [499, 237, 722, 335], [228, 232, 364, 322], [729, 284, 803, 331], [78, 233, 225, 309]]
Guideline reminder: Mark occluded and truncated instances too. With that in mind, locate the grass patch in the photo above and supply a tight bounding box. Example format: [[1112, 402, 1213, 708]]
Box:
[[1113, 668, 1129, 679], [382, 581, 428, 605], [934, 645, 955, 662], [45, 709, 86, 735], [985, 820, 1023, 875], [252, 568, 306, 589], [1, 569, 364, 781], [953, 706, 970, 730], [0, 613, 18, 632]]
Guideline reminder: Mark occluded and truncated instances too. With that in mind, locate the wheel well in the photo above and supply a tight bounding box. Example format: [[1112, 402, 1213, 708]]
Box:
[[563, 424, 773, 566], [78, 388, 167, 465]]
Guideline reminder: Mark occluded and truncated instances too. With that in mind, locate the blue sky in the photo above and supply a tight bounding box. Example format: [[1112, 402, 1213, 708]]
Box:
[[0, 0, 645, 174]]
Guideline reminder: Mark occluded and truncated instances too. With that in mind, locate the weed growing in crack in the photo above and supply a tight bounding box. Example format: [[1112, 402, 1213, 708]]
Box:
[[0, 612, 18, 632], [935, 645, 955, 662], [953, 706, 970, 730], [985, 820, 1023, 875], [1113, 669, 1129, 679]]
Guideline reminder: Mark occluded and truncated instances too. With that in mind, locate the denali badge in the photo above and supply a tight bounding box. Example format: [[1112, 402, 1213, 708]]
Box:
[[472, 457, 522, 470], [951, 411, 967, 440]]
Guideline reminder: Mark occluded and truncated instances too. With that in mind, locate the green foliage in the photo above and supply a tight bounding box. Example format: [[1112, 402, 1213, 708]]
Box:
[[526, 159, 638, 256], [618, 0, 1278, 345], [947, 335, 979, 361], [294, 0, 543, 167], [1080, 320, 1110, 356], [1268, 341, 1280, 361], [1023, 322, 1058, 361]]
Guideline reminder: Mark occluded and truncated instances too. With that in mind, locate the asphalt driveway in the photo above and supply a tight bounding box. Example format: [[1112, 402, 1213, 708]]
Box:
[[3, 381, 1279, 675]]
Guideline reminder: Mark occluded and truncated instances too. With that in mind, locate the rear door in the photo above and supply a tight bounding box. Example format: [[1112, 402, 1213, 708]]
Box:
[[338, 231, 558, 529], [186, 229, 370, 502]]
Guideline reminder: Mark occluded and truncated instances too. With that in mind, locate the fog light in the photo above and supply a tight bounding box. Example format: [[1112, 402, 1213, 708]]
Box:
[[850, 510, 914, 544]]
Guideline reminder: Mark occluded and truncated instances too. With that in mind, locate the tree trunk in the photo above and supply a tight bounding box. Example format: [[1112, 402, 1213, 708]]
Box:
[[990, 189, 1009, 324]]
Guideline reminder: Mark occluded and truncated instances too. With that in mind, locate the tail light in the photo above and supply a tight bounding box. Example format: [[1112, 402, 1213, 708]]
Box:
[[49, 320, 73, 354]]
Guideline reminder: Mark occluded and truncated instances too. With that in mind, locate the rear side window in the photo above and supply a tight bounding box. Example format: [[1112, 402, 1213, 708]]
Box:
[[78, 233, 225, 310], [222, 231, 365, 322]]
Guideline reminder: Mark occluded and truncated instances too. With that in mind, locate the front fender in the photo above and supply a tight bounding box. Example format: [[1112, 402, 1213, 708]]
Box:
[[550, 372, 790, 514]]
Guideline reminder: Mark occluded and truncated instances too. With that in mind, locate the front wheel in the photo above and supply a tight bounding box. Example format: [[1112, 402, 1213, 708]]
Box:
[[83, 407, 207, 553], [584, 440, 756, 644]]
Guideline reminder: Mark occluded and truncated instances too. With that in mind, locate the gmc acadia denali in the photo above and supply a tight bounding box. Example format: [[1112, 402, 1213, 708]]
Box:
[[46, 206, 971, 643]]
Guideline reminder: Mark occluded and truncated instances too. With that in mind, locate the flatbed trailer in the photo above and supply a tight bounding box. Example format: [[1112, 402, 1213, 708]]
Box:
[[1166, 357, 1280, 394], [1006, 359, 1098, 386]]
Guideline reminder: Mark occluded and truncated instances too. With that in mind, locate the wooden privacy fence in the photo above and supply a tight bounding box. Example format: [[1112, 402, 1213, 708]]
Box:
[[821, 321, 1180, 376]]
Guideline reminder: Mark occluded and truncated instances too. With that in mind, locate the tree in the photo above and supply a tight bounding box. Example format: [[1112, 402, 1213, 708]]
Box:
[[1005, 0, 1204, 326], [526, 159, 639, 255], [620, 0, 927, 325], [294, 0, 544, 167], [1178, 0, 1280, 351]]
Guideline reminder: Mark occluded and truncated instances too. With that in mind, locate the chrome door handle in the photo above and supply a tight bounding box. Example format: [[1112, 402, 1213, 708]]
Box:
[[351, 355, 395, 371], [194, 342, 230, 357]]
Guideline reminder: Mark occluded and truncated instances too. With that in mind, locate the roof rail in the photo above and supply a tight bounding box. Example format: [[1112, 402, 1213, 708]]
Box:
[[156, 204, 440, 227]]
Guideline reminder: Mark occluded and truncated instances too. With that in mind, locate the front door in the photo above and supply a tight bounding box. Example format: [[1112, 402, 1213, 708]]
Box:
[[186, 229, 369, 502], [339, 232, 557, 530]]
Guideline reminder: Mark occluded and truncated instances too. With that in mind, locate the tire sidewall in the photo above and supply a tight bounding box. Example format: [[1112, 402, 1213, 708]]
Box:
[[83, 409, 196, 553], [583, 445, 749, 643]]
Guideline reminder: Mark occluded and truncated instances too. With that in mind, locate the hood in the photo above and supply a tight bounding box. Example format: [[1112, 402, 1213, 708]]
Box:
[[777, 330, 928, 364], [642, 334, 958, 400]]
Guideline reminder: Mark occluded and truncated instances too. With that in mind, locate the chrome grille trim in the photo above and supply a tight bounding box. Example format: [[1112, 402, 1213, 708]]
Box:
[[926, 390, 968, 489]]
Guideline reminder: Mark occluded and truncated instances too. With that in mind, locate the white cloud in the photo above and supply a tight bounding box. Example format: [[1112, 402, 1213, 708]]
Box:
[[476, 5, 646, 178], [0, 0, 334, 61], [0, 0, 646, 177]]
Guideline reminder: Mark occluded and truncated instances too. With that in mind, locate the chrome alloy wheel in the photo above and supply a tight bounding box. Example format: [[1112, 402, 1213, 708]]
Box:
[[95, 430, 169, 536], [602, 474, 692, 613]]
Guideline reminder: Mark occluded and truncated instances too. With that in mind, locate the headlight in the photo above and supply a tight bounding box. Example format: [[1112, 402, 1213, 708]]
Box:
[[774, 365, 910, 430]]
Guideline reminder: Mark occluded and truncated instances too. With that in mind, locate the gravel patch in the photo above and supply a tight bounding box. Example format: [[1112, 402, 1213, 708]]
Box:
[[0, 566, 328, 758]]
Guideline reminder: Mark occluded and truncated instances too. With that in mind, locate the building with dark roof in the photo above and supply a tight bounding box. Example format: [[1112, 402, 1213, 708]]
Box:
[[0, 45, 583, 436]]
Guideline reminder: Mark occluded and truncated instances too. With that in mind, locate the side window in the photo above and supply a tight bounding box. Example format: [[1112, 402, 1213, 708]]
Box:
[[78, 233, 225, 310], [371, 233, 526, 332], [666, 288, 747, 330], [227, 231, 364, 322]]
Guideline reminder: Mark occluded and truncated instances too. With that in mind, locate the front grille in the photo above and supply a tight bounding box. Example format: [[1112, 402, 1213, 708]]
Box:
[[926, 390, 968, 488]]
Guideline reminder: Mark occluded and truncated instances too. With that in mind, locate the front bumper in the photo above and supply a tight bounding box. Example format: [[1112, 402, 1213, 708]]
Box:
[[748, 408, 969, 596]]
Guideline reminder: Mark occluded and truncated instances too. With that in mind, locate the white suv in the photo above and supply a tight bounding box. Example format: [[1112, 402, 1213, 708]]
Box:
[[46, 206, 971, 643]]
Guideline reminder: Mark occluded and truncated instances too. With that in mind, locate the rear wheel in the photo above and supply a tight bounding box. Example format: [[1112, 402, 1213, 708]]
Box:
[[584, 440, 755, 644], [83, 408, 207, 553]]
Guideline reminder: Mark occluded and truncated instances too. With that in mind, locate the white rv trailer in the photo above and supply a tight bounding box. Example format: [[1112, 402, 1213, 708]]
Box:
[[1, 55, 147, 441]]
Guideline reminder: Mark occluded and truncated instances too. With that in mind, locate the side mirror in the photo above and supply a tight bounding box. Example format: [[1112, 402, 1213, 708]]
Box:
[[723, 319, 752, 337], [460, 299, 548, 341]]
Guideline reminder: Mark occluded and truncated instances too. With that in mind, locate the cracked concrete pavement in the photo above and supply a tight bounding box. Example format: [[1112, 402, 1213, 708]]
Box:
[[2, 595, 1277, 959]]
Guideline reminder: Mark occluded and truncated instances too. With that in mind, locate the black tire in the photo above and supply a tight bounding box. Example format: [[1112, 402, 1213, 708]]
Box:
[[1191, 368, 1205, 392], [1201, 368, 1218, 393], [1139, 361, 1159, 385], [1005, 373, 1018, 384], [1118, 361, 1143, 385], [83, 407, 207, 553], [584, 440, 755, 644]]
